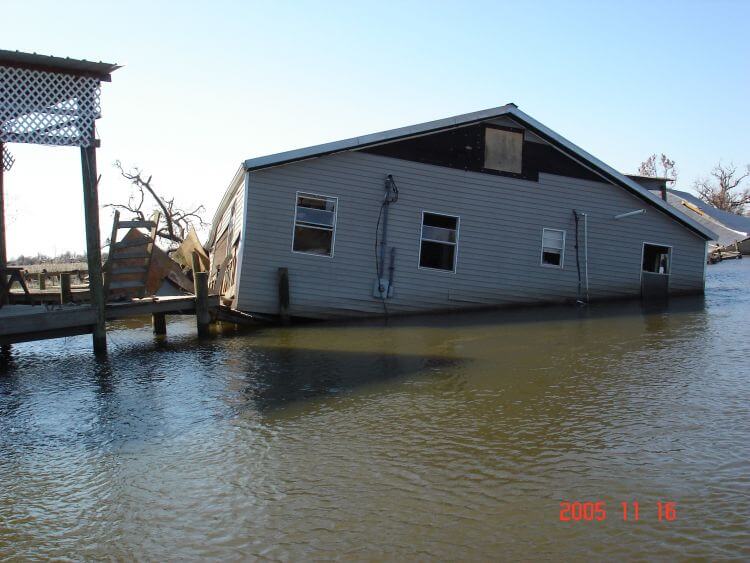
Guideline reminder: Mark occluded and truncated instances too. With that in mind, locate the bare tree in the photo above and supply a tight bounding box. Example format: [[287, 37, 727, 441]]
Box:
[[638, 153, 677, 182], [694, 162, 750, 215], [107, 161, 208, 247]]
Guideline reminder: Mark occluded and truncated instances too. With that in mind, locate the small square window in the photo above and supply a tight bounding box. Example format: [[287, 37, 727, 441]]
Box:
[[419, 212, 459, 272], [541, 228, 565, 268], [292, 193, 337, 257]]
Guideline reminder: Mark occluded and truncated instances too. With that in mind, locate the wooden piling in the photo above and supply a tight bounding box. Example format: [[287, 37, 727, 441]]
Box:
[[80, 140, 107, 354], [37, 272, 46, 290], [194, 271, 210, 337], [278, 267, 290, 325], [152, 312, 166, 335], [59, 273, 72, 304], [0, 141, 6, 306]]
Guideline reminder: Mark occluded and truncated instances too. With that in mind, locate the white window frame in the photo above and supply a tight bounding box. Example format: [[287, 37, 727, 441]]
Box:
[[640, 241, 672, 278], [291, 191, 338, 258], [540, 228, 566, 269], [418, 210, 460, 273]]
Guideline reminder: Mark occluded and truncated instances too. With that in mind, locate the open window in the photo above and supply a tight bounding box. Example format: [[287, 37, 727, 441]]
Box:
[[541, 228, 565, 268], [642, 243, 670, 274], [419, 212, 459, 272], [292, 192, 338, 256], [484, 126, 523, 174]]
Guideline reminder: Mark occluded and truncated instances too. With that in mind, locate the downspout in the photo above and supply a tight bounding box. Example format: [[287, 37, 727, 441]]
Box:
[[573, 209, 589, 305]]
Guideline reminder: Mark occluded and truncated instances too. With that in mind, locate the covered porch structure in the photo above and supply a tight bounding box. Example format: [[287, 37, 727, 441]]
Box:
[[0, 50, 119, 354]]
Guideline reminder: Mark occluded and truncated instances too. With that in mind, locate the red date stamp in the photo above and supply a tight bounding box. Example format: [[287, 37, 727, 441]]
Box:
[[559, 501, 677, 522]]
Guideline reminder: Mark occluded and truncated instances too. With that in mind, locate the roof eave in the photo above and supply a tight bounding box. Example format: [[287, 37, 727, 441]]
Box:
[[0, 49, 119, 81], [243, 103, 518, 172], [241, 104, 717, 242]]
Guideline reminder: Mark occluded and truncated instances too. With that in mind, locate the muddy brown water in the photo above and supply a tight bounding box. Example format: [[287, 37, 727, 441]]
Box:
[[1, 260, 749, 560]]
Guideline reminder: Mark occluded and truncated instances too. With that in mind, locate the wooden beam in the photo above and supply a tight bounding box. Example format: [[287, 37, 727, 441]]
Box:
[[0, 307, 97, 337], [194, 271, 210, 337], [59, 272, 72, 304], [80, 139, 107, 354], [104, 294, 218, 320], [152, 312, 166, 335], [0, 325, 93, 346], [117, 220, 157, 229], [278, 267, 290, 325]]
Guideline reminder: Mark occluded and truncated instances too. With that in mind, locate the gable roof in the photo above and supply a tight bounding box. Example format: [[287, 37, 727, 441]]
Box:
[[241, 104, 716, 241]]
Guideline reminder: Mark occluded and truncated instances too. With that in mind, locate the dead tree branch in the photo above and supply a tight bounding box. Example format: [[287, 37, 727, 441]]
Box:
[[694, 162, 750, 214], [109, 161, 208, 247]]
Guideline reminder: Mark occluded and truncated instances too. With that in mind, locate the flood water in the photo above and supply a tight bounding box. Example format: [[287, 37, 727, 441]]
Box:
[[1, 260, 749, 560]]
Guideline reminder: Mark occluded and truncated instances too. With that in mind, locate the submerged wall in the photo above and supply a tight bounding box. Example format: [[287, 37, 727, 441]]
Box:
[[236, 151, 707, 318]]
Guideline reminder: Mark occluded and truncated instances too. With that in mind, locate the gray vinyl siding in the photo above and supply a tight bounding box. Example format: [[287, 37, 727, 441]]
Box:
[[236, 152, 706, 318]]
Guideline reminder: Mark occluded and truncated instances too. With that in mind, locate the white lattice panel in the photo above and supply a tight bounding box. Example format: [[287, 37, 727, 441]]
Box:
[[0, 65, 101, 147], [2, 145, 13, 171]]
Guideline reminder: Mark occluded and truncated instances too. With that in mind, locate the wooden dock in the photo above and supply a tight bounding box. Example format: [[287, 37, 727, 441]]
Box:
[[0, 293, 255, 346]]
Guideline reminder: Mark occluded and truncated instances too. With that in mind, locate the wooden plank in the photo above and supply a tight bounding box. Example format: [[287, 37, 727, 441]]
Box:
[[114, 239, 149, 250], [117, 220, 156, 229], [103, 209, 119, 299], [0, 325, 93, 345], [0, 307, 97, 337], [142, 212, 161, 298], [113, 251, 149, 260], [109, 280, 145, 290], [105, 295, 219, 320], [111, 266, 147, 274]]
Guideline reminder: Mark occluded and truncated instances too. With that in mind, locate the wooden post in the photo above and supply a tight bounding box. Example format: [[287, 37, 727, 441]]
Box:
[[278, 267, 290, 325], [81, 140, 107, 354], [0, 140, 7, 306], [152, 312, 166, 335], [59, 273, 71, 304], [37, 272, 46, 290], [194, 271, 210, 337], [191, 250, 202, 275]]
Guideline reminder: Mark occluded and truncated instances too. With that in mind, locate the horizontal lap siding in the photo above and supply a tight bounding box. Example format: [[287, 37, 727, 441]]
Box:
[[237, 152, 706, 318]]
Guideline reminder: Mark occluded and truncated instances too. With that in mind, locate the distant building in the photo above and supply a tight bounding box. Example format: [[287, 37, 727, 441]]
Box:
[[208, 104, 716, 320], [629, 178, 750, 250]]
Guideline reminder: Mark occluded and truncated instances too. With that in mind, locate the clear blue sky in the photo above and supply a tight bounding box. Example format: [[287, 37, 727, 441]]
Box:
[[3, 0, 749, 257]]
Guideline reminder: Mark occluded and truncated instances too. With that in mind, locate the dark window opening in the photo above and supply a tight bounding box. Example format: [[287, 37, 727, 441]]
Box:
[[642, 244, 670, 274], [542, 251, 561, 266], [420, 212, 458, 271]]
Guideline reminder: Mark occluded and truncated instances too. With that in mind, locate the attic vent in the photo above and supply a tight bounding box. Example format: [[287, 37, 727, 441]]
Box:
[[484, 127, 523, 174]]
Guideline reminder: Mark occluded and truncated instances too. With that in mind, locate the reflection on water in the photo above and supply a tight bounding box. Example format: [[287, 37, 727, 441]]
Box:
[[1, 260, 749, 560]]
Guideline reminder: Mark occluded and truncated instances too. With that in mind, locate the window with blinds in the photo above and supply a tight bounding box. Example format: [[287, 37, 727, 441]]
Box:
[[292, 193, 338, 256], [541, 228, 565, 268], [419, 212, 459, 272]]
